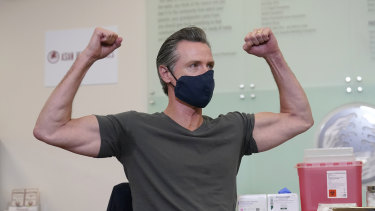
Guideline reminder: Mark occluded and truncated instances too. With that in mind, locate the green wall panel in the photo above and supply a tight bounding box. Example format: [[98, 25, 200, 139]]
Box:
[[146, 0, 375, 204]]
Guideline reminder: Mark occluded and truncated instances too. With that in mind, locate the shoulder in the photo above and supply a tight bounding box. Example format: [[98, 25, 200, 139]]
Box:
[[203, 112, 254, 128], [96, 111, 163, 126], [101, 110, 162, 119], [215, 112, 254, 122]]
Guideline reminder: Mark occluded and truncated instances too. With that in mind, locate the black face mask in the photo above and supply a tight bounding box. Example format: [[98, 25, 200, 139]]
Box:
[[169, 69, 215, 108]]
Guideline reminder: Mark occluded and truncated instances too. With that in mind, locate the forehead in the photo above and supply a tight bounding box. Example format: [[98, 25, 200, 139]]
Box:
[[175, 40, 213, 62]]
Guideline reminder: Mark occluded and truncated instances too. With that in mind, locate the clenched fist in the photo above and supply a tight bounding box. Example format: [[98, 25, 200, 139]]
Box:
[[83, 27, 123, 61], [243, 27, 280, 58]]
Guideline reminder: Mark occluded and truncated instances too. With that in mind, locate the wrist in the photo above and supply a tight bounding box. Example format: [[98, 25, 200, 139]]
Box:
[[264, 49, 282, 61], [78, 50, 97, 66]]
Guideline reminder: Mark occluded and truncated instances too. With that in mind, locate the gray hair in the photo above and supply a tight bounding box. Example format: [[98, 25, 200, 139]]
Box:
[[156, 26, 211, 95]]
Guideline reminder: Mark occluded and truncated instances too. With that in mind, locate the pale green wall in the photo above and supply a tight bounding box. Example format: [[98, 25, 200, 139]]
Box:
[[146, 0, 375, 206]]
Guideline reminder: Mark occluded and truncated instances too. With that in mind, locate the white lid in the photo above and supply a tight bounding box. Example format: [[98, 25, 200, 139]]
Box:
[[303, 147, 355, 163]]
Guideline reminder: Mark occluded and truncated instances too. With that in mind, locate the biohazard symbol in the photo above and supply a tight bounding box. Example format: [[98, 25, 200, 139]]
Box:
[[329, 189, 337, 197]]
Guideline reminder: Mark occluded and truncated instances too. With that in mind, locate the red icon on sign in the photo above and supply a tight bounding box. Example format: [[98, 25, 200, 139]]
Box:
[[329, 189, 337, 197], [47, 50, 60, 64]]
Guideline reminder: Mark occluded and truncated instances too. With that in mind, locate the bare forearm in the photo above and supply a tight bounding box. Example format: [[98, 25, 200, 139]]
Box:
[[265, 51, 313, 125], [34, 53, 94, 140], [253, 53, 313, 151]]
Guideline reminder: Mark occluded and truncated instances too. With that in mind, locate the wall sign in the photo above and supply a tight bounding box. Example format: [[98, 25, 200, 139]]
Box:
[[44, 26, 118, 87]]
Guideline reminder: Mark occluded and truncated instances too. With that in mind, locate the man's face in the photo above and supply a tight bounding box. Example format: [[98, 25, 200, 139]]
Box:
[[172, 41, 214, 80]]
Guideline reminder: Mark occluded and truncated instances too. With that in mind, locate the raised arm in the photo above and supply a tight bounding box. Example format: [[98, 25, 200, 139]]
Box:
[[243, 27, 313, 152], [33, 27, 122, 157]]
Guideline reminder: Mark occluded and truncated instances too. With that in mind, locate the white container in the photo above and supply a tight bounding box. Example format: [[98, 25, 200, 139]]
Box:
[[237, 194, 267, 211], [367, 186, 375, 207]]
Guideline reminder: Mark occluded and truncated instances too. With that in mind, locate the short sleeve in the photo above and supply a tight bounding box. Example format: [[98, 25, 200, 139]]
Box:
[[243, 113, 258, 155], [95, 114, 125, 158]]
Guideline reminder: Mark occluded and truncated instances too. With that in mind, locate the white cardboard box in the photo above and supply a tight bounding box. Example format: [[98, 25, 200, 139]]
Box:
[[238, 194, 267, 211], [267, 193, 299, 211], [8, 206, 39, 211]]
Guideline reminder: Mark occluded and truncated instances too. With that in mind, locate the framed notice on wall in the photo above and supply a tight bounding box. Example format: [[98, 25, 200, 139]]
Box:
[[44, 26, 119, 87]]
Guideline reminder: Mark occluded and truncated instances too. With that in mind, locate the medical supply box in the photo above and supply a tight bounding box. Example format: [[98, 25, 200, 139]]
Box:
[[296, 148, 362, 211]]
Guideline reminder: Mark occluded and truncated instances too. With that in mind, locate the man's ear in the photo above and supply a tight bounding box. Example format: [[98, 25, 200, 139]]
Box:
[[159, 65, 172, 83]]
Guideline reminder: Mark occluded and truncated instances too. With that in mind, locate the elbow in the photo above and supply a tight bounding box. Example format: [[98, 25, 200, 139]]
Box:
[[308, 117, 314, 128], [33, 123, 67, 149], [301, 115, 314, 133], [33, 125, 45, 142], [33, 124, 52, 144]]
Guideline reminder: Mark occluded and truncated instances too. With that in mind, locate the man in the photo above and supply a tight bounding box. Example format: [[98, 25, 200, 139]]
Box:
[[34, 26, 313, 210]]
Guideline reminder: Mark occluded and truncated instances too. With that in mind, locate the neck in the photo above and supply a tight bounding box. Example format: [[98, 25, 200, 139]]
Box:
[[164, 88, 203, 131]]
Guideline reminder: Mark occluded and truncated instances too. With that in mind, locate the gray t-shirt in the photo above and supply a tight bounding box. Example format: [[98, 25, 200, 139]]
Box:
[[96, 111, 258, 211]]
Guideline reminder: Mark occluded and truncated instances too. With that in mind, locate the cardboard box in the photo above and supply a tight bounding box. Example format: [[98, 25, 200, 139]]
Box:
[[267, 193, 299, 211], [238, 194, 267, 211]]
